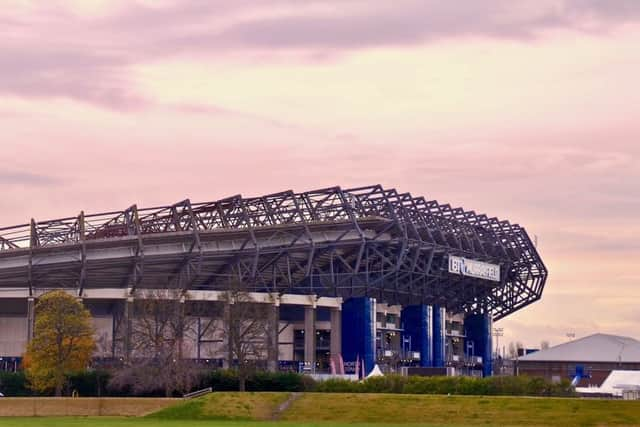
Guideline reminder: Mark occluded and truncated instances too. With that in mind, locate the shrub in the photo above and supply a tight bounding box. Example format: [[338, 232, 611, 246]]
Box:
[[0, 371, 31, 396], [1, 367, 574, 398], [202, 370, 311, 393], [314, 378, 360, 393], [247, 371, 308, 392], [314, 374, 573, 398], [68, 370, 112, 397]]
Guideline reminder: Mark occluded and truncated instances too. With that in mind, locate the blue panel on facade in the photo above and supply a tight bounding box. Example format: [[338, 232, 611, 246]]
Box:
[[401, 305, 432, 367], [342, 297, 376, 375], [432, 305, 446, 368], [464, 313, 493, 377]]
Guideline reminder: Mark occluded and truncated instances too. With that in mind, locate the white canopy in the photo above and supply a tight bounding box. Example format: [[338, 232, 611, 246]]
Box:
[[577, 370, 640, 396], [366, 364, 385, 378]]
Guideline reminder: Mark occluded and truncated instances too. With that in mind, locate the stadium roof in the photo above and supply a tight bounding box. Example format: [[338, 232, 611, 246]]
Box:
[[519, 333, 640, 363], [0, 185, 547, 319]]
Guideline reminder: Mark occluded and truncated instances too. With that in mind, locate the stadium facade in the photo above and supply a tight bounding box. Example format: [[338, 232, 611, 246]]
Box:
[[0, 185, 547, 376]]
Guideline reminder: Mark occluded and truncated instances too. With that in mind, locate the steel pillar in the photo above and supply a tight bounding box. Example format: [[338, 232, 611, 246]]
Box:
[[432, 305, 446, 368], [341, 297, 376, 376], [401, 304, 433, 367], [465, 312, 493, 377]]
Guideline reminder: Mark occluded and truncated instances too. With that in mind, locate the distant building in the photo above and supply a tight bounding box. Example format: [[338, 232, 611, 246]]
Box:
[[518, 333, 640, 386]]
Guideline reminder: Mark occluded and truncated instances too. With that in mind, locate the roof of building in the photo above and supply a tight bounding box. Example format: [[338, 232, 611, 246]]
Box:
[[519, 333, 640, 363]]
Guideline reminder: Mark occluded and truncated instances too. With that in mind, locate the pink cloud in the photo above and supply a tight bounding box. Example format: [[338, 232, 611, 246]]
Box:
[[2, 1, 640, 108], [1, 0, 639, 346]]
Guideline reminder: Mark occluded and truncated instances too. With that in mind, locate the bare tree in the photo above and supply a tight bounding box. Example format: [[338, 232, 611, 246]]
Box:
[[220, 280, 277, 392], [109, 289, 204, 397], [110, 280, 276, 394], [507, 341, 525, 359]]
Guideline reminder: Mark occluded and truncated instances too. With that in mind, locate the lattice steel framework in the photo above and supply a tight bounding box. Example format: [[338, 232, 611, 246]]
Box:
[[0, 185, 547, 320]]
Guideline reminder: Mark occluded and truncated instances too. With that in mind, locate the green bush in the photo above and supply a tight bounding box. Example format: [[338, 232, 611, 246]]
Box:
[[2, 367, 573, 398], [315, 374, 573, 397], [202, 370, 312, 392], [247, 371, 308, 392], [68, 370, 112, 397], [314, 378, 360, 393], [0, 371, 31, 396]]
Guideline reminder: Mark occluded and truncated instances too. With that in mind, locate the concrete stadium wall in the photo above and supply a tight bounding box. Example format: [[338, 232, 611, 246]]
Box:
[[0, 397, 179, 417], [0, 313, 298, 360], [0, 317, 27, 357]]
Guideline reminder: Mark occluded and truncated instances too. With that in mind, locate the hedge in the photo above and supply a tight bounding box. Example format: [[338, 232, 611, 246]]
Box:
[[314, 375, 575, 397], [0, 371, 31, 396], [0, 369, 573, 398], [201, 370, 314, 392]]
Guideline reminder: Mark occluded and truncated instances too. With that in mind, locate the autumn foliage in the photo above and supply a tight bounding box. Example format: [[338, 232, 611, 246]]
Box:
[[24, 290, 95, 396]]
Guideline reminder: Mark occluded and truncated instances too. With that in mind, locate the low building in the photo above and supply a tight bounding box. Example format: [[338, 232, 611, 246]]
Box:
[[518, 333, 640, 387]]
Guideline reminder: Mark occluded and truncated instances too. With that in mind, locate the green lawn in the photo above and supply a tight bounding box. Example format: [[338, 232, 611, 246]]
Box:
[[2, 392, 640, 426], [283, 393, 640, 426]]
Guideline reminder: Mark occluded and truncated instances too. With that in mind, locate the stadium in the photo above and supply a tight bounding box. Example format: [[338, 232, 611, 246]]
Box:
[[0, 185, 547, 377]]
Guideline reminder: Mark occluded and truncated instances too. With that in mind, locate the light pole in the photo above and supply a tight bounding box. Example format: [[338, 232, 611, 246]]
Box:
[[493, 327, 504, 358], [492, 327, 504, 374]]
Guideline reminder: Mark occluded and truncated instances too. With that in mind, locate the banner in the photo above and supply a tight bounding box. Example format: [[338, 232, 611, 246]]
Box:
[[448, 256, 500, 282]]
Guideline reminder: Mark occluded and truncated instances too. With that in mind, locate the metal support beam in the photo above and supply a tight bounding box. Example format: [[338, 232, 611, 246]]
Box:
[[78, 211, 87, 297], [0, 184, 547, 321]]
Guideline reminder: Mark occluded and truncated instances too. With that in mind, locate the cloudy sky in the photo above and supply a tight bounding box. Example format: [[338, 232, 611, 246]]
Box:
[[2, 0, 639, 348]]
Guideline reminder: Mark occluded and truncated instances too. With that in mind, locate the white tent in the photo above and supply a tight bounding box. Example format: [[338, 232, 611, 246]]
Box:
[[366, 364, 384, 378], [577, 370, 640, 396]]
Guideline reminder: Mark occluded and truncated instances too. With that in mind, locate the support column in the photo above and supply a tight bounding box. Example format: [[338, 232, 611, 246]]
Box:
[[401, 305, 432, 367], [304, 305, 316, 369], [123, 297, 134, 362], [432, 305, 446, 368], [26, 297, 35, 343], [465, 312, 493, 377], [267, 302, 280, 372], [330, 307, 342, 357], [341, 297, 376, 376], [223, 302, 232, 369]]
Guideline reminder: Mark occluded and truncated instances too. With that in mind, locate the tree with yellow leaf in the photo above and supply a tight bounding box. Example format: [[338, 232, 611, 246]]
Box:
[[25, 290, 95, 396]]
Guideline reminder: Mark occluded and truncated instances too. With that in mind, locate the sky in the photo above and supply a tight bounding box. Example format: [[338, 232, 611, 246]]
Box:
[[1, 0, 639, 349]]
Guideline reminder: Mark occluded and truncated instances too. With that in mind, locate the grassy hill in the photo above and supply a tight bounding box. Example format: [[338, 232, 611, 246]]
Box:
[[2, 392, 640, 426], [149, 392, 640, 426]]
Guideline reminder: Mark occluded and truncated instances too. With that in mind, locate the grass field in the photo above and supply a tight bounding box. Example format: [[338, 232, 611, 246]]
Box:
[[2, 392, 640, 426]]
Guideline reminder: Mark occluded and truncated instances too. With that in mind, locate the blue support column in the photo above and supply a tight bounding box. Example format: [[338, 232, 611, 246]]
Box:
[[432, 305, 446, 368], [464, 313, 493, 377], [401, 305, 432, 367], [342, 297, 376, 375]]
